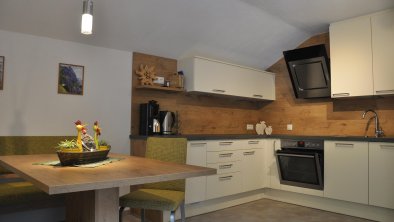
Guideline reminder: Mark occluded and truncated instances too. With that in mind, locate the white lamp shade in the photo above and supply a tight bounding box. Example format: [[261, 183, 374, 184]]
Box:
[[81, 13, 93, 35]]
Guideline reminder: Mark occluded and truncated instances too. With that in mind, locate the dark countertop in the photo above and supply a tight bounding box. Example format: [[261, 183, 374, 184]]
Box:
[[130, 134, 394, 143]]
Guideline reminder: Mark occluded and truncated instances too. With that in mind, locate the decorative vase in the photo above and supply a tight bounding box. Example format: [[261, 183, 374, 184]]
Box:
[[255, 121, 266, 135]]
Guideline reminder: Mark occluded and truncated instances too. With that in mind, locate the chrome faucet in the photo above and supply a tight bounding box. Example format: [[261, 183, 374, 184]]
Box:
[[362, 109, 384, 138]]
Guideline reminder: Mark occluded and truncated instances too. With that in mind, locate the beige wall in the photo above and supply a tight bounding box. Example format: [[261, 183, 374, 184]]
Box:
[[0, 30, 132, 154]]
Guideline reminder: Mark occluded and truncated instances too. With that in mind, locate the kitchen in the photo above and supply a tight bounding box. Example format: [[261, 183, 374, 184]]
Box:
[[0, 0, 394, 222]]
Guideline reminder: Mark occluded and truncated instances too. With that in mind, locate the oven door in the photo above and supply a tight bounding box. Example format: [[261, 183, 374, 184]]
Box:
[[276, 149, 323, 190]]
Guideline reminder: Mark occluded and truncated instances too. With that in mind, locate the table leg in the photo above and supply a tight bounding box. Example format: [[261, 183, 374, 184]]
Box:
[[66, 187, 119, 222]]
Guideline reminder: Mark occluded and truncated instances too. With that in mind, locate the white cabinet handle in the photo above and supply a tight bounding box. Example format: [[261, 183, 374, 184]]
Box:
[[375, 90, 394, 94], [243, 151, 255, 156], [212, 89, 226, 93], [219, 142, 233, 145], [219, 164, 233, 169], [248, 141, 259, 144], [253, 94, 263, 98], [380, 145, 394, 149], [335, 143, 354, 148], [219, 176, 233, 181], [332, 93, 350, 97], [219, 153, 233, 158], [190, 142, 207, 146]]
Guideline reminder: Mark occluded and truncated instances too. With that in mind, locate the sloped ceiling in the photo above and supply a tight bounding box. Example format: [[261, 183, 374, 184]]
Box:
[[0, 0, 393, 69]]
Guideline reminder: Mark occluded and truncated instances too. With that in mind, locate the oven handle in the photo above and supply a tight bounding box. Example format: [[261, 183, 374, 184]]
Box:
[[276, 153, 315, 159]]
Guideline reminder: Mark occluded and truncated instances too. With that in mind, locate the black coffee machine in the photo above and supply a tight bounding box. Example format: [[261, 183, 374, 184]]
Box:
[[139, 100, 160, 135]]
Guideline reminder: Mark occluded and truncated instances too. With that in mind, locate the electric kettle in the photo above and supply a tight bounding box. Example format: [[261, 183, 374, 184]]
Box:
[[159, 111, 175, 135]]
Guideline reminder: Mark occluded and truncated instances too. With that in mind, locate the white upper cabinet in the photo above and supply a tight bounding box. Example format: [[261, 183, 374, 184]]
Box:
[[178, 56, 276, 100], [330, 9, 394, 98], [330, 15, 373, 98], [372, 9, 394, 95]]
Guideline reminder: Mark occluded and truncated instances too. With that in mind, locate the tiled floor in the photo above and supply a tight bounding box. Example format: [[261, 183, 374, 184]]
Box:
[[122, 198, 372, 222]]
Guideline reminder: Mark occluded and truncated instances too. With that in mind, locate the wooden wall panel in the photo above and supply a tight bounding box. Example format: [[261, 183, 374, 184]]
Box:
[[131, 34, 394, 137]]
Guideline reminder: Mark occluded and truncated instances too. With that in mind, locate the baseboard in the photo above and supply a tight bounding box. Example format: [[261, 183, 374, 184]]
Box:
[[263, 189, 394, 222], [165, 188, 394, 222]]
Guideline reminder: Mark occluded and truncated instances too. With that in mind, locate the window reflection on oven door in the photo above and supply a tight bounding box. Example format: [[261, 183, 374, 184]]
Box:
[[276, 150, 323, 190]]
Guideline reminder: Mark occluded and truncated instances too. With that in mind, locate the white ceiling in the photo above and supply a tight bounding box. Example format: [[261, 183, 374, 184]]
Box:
[[0, 0, 393, 69]]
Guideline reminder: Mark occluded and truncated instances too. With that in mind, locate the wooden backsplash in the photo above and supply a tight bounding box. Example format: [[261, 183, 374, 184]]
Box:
[[131, 34, 394, 137]]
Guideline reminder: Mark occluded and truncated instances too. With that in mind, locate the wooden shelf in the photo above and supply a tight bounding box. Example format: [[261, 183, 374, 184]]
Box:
[[135, 85, 184, 92]]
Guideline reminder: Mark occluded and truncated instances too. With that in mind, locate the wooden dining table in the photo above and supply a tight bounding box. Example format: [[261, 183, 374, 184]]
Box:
[[0, 153, 216, 222]]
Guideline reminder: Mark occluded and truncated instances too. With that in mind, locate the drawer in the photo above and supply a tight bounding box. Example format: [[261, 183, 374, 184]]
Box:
[[244, 139, 264, 149], [207, 161, 240, 174], [206, 172, 242, 200], [207, 150, 240, 163], [206, 140, 243, 151]]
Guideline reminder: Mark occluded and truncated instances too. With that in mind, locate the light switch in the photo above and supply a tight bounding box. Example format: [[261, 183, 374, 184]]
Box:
[[246, 124, 254, 130], [287, 124, 293, 131]]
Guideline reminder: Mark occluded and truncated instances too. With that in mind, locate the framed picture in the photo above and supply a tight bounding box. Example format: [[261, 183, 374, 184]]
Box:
[[0, 56, 4, 90], [58, 63, 84, 95]]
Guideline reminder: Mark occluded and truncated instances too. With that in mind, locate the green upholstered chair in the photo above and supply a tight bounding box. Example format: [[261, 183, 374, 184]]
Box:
[[119, 137, 187, 222]]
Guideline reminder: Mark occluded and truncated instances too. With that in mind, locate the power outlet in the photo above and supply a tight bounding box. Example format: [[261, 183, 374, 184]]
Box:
[[246, 124, 254, 130], [287, 124, 293, 131]]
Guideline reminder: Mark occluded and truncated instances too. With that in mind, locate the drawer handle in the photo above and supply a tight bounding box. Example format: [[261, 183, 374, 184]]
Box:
[[219, 176, 233, 181], [243, 151, 255, 155], [219, 153, 233, 158], [219, 164, 233, 169], [253, 94, 263, 98], [332, 93, 350, 97], [219, 142, 233, 145], [190, 142, 207, 146], [212, 89, 226, 93], [335, 143, 354, 148], [380, 145, 394, 149], [375, 90, 394, 94], [248, 141, 259, 144]]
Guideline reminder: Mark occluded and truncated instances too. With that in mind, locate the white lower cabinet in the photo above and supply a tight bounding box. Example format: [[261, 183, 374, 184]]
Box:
[[324, 141, 369, 204], [265, 139, 281, 189], [369, 142, 394, 209], [241, 148, 264, 192], [206, 149, 242, 200], [185, 141, 207, 204], [186, 139, 266, 201], [206, 172, 242, 199]]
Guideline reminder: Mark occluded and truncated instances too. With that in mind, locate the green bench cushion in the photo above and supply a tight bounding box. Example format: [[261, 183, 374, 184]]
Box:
[[0, 136, 74, 174], [0, 181, 63, 207], [120, 189, 184, 211]]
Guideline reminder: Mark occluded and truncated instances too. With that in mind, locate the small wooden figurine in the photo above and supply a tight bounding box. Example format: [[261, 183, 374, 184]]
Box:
[[136, 64, 157, 85], [74, 120, 86, 152]]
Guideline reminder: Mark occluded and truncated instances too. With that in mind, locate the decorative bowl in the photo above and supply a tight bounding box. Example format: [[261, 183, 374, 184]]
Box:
[[56, 149, 110, 166]]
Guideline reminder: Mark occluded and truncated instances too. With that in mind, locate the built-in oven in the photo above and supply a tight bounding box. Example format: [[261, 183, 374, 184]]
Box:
[[276, 139, 324, 190]]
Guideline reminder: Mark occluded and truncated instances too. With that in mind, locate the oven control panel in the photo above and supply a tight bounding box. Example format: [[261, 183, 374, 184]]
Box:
[[281, 139, 324, 150]]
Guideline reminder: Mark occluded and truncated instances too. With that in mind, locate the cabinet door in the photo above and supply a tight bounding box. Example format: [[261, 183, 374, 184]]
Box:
[[264, 139, 281, 189], [185, 141, 207, 204], [243, 70, 276, 100], [324, 141, 368, 204], [372, 9, 394, 96], [330, 16, 373, 97], [193, 57, 234, 96], [369, 142, 394, 209], [241, 149, 264, 192]]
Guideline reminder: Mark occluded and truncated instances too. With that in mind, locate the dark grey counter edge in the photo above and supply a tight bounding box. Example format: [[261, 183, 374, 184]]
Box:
[[130, 134, 394, 143]]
